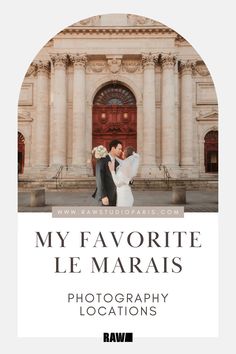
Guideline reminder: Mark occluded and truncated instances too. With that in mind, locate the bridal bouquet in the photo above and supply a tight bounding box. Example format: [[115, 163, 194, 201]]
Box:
[[92, 145, 108, 159]]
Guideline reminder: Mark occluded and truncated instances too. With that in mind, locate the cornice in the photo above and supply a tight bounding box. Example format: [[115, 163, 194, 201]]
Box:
[[175, 34, 189, 45], [196, 110, 218, 121], [18, 110, 33, 122], [58, 26, 177, 38]]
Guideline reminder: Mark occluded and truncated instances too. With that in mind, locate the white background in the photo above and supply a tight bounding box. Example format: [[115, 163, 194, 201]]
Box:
[[1, 0, 235, 352], [18, 213, 218, 337]]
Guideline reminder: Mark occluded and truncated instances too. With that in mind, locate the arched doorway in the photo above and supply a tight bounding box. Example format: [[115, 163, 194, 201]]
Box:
[[18, 132, 25, 174], [204, 130, 218, 173], [92, 82, 137, 151]]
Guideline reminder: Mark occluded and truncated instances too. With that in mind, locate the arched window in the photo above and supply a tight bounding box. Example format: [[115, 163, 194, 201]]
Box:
[[18, 132, 25, 174], [204, 130, 218, 173], [93, 83, 136, 106]]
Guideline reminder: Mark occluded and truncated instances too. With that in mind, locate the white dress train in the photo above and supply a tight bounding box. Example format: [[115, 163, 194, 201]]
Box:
[[111, 153, 139, 207]]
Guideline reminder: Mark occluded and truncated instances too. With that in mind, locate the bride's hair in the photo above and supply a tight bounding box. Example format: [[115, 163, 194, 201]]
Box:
[[124, 146, 135, 158]]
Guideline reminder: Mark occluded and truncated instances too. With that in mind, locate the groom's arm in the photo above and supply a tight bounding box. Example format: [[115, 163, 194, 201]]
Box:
[[98, 158, 109, 200]]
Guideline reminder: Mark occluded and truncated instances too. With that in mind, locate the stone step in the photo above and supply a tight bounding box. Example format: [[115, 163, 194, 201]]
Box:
[[18, 178, 218, 191]]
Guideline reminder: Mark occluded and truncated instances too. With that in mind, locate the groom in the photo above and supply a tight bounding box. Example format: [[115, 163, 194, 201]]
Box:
[[92, 139, 122, 206]]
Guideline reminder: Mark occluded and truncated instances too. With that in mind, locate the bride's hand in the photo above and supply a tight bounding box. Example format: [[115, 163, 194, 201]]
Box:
[[108, 161, 115, 172]]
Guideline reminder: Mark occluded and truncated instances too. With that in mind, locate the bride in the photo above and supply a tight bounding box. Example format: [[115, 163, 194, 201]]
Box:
[[108, 146, 139, 207]]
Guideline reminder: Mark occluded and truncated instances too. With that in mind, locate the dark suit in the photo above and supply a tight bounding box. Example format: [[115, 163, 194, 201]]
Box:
[[92, 155, 119, 206]]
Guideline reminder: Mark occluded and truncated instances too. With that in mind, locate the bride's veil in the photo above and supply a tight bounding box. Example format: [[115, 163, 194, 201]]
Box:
[[116, 153, 140, 180]]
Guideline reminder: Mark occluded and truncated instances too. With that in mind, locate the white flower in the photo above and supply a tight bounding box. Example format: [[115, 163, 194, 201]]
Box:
[[92, 145, 108, 159]]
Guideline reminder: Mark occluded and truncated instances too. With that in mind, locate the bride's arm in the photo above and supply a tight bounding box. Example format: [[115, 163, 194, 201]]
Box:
[[110, 170, 130, 187], [108, 161, 129, 187]]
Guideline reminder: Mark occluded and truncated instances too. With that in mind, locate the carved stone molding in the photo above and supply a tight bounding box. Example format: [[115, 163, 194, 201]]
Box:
[[73, 15, 101, 26], [196, 110, 218, 121], [86, 60, 107, 73], [179, 60, 195, 75], [61, 27, 175, 37], [25, 62, 37, 77], [195, 61, 210, 76], [72, 14, 163, 28], [70, 53, 87, 68], [175, 34, 190, 47], [50, 53, 68, 69], [122, 59, 142, 73], [35, 60, 50, 75], [45, 39, 53, 47], [18, 110, 33, 122], [127, 14, 161, 26], [141, 53, 159, 67], [107, 58, 122, 73], [160, 54, 176, 69], [86, 58, 142, 74]]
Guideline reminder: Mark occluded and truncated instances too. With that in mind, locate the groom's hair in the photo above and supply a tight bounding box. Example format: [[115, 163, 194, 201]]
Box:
[[109, 139, 122, 151]]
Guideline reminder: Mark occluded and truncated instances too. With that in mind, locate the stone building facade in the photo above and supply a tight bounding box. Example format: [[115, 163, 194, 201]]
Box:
[[18, 14, 218, 183]]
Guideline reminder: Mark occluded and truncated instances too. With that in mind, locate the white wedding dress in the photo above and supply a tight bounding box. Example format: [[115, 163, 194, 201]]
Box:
[[111, 153, 139, 207]]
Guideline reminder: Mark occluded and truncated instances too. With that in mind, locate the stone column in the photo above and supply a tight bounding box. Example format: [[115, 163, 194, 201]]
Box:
[[50, 53, 67, 165], [161, 54, 176, 166], [180, 60, 195, 166], [70, 54, 87, 172], [141, 53, 158, 175], [34, 60, 50, 166]]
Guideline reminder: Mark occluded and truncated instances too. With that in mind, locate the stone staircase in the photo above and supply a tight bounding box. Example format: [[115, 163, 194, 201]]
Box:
[[19, 164, 218, 191], [18, 176, 218, 191]]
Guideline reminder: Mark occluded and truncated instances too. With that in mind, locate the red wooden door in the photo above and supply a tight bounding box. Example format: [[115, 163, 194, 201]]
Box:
[[204, 130, 218, 173], [92, 105, 137, 151], [92, 83, 137, 152], [18, 132, 25, 174]]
